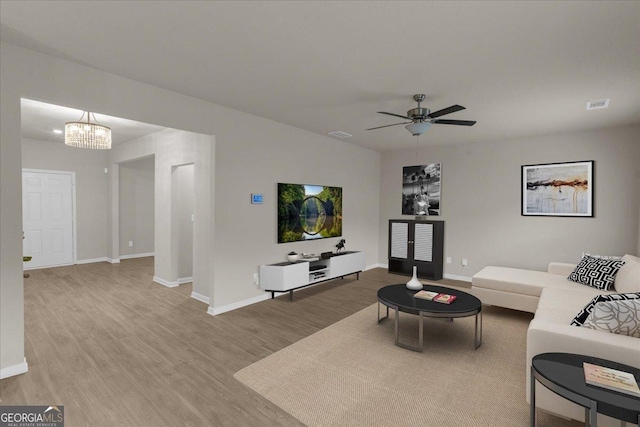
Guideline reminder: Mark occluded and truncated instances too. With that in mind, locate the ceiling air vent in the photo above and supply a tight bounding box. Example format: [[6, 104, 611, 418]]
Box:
[[328, 131, 352, 138], [586, 99, 610, 110]]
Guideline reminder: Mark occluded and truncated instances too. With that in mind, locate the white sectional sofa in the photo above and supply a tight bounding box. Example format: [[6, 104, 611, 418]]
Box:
[[471, 255, 640, 426], [472, 262, 610, 313]]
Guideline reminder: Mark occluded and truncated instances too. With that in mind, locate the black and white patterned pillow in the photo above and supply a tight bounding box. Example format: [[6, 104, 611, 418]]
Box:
[[581, 252, 622, 261], [571, 292, 640, 326], [568, 255, 625, 290], [582, 299, 640, 338]]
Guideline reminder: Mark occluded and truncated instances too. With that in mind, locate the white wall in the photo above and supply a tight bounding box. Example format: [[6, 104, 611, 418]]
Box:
[[119, 157, 155, 257], [379, 125, 640, 278], [174, 164, 194, 280], [1, 49, 25, 372], [212, 124, 380, 310], [21, 138, 110, 261]]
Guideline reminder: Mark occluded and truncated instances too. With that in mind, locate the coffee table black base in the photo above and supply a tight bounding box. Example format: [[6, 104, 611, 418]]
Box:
[[377, 284, 482, 352]]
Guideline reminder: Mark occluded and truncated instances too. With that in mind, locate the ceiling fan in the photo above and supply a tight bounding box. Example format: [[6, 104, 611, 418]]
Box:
[[367, 94, 476, 136]]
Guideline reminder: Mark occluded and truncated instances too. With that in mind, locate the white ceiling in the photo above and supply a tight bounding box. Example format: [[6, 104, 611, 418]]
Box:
[[2, 1, 639, 151]]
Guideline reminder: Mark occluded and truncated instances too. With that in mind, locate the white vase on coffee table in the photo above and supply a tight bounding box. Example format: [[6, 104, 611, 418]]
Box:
[[406, 266, 423, 290]]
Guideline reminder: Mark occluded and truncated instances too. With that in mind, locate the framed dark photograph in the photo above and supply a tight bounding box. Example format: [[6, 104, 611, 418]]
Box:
[[402, 163, 441, 216], [521, 160, 594, 217]]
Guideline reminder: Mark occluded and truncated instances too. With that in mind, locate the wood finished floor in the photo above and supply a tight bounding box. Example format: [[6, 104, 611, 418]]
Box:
[[0, 258, 469, 426]]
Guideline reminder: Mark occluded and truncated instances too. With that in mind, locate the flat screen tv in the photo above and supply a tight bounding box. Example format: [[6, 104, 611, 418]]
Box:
[[278, 183, 342, 243]]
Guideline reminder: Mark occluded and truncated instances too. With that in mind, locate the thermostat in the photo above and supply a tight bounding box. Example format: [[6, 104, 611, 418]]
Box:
[[251, 193, 263, 204]]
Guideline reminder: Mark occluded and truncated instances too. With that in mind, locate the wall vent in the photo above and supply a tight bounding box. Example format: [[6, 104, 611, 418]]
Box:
[[586, 99, 610, 110], [328, 131, 353, 138]]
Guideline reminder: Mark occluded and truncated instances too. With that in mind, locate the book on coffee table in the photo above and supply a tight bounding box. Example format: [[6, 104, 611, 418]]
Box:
[[413, 290, 439, 300], [433, 293, 457, 304], [584, 362, 640, 397]]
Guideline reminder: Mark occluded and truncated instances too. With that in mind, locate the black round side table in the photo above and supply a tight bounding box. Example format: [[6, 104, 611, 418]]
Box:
[[531, 352, 640, 427]]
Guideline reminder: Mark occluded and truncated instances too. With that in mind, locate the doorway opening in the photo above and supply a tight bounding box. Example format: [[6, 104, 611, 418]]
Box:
[[172, 164, 195, 286], [119, 156, 155, 260]]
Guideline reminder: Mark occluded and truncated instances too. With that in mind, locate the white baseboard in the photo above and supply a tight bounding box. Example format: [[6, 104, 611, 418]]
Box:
[[364, 263, 379, 271], [107, 258, 120, 264], [24, 262, 74, 270], [207, 293, 271, 316], [153, 276, 179, 288], [119, 252, 155, 260], [76, 257, 108, 265], [178, 277, 193, 285], [0, 358, 28, 379], [190, 291, 210, 304], [444, 273, 473, 282], [373, 264, 471, 282]]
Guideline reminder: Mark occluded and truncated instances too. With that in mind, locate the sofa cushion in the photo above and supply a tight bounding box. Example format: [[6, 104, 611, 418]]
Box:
[[582, 299, 640, 338], [547, 262, 577, 276], [473, 266, 601, 298], [570, 293, 640, 326], [535, 287, 606, 324], [567, 255, 625, 291], [614, 254, 640, 294]]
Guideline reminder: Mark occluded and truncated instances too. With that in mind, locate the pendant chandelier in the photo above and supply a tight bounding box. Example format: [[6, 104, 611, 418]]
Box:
[[65, 112, 111, 149]]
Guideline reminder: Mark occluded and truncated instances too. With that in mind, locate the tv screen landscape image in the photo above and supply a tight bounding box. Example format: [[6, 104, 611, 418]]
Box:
[[278, 183, 342, 243]]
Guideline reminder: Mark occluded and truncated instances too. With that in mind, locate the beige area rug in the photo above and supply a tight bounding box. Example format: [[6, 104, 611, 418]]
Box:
[[235, 304, 583, 427]]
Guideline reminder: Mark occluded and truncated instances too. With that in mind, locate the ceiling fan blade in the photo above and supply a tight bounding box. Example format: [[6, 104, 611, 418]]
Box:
[[432, 119, 476, 126], [428, 105, 465, 118], [378, 111, 413, 120], [366, 122, 412, 131]]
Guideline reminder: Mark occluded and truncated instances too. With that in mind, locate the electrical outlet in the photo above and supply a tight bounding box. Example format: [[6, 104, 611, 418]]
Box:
[[462, 258, 468, 267], [446, 257, 452, 264], [129, 241, 133, 247], [253, 273, 259, 285]]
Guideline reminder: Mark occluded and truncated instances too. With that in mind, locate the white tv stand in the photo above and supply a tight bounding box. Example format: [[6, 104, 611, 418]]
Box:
[[259, 251, 365, 300]]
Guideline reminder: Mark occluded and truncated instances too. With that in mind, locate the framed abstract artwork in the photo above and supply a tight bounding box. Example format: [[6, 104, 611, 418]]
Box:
[[402, 163, 441, 216], [521, 160, 594, 217]]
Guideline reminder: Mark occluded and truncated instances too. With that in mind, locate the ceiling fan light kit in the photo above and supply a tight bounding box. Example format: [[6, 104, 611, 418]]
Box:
[[405, 122, 431, 136], [367, 94, 476, 136]]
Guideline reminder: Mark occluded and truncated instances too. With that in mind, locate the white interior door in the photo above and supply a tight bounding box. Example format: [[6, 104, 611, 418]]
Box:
[[22, 170, 74, 269]]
